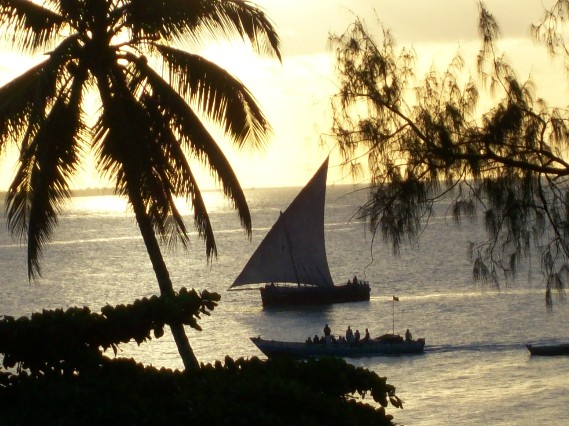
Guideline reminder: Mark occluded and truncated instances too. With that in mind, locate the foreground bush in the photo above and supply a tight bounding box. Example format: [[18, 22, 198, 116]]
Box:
[[0, 291, 401, 425]]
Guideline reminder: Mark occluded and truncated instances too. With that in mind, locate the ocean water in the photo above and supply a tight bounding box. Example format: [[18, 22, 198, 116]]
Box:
[[1, 186, 568, 425]]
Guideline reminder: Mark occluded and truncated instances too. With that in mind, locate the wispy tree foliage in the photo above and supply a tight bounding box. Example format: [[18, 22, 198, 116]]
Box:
[[329, 1, 569, 306], [0, 0, 280, 369]]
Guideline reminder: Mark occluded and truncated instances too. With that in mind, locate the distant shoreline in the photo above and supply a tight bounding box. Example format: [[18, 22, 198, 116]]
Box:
[[0, 187, 116, 198], [71, 187, 116, 197], [0, 183, 364, 200]]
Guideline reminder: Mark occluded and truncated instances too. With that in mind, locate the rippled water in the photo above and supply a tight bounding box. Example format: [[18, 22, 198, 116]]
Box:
[[1, 186, 568, 425]]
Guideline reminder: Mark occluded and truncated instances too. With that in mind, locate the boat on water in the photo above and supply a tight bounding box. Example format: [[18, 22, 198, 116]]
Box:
[[251, 334, 426, 359], [526, 343, 569, 356], [229, 157, 370, 306]]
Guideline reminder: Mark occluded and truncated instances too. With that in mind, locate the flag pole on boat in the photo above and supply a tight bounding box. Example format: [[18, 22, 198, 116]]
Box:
[[392, 295, 399, 334]]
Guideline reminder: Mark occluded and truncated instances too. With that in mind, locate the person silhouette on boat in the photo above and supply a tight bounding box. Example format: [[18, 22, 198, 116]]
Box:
[[363, 328, 370, 342], [346, 326, 354, 346], [323, 324, 332, 344], [405, 329, 413, 342], [354, 329, 361, 344]]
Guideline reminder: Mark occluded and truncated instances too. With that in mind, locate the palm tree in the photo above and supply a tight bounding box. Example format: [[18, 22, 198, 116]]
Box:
[[0, 0, 280, 370]]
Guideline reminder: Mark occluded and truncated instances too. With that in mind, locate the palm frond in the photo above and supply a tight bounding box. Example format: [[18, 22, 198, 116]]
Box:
[[140, 90, 218, 256], [92, 70, 183, 239], [179, 165, 218, 258], [94, 71, 220, 256], [0, 62, 46, 153], [207, 0, 281, 60], [154, 45, 271, 148], [0, 0, 66, 53], [46, 0, 94, 29], [93, 85, 151, 191], [133, 59, 252, 235], [0, 35, 81, 154], [6, 93, 84, 279], [124, 0, 281, 60], [148, 130, 216, 257]]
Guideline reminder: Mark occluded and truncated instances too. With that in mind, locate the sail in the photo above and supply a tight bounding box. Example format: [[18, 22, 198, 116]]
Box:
[[230, 158, 334, 288]]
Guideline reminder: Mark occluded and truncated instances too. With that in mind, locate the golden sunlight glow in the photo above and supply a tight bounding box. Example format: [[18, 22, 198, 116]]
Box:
[[64, 191, 229, 215], [0, 1, 567, 191], [66, 195, 129, 215]]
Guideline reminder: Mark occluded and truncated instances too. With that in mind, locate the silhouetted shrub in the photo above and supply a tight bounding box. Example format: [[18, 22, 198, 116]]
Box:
[[0, 292, 400, 425]]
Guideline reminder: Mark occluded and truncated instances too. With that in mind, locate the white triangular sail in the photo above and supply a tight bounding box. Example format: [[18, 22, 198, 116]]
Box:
[[230, 158, 334, 288]]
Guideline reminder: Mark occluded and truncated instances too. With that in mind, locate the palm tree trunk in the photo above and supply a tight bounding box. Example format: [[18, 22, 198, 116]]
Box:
[[90, 68, 199, 370], [130, 194, 199, 370]]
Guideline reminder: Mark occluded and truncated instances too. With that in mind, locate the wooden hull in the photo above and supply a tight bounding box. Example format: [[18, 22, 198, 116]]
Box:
[[259, 282, 370, 306], [527, 343, 569, 356], [251, 336, 425, 359]]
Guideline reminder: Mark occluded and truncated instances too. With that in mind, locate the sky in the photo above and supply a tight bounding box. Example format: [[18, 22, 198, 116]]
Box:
[[206, 0, 564, 188], [0, 0, 565, 190]]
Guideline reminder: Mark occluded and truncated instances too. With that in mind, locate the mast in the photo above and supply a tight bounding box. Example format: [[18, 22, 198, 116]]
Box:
[[392, 295, 399, 334], [282, 213, 302, 286]]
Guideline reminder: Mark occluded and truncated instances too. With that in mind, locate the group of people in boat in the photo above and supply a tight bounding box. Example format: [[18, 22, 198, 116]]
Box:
[[306, 324, 371, 345], [346, 275, 369, 286], [306, 324, 414, 345]]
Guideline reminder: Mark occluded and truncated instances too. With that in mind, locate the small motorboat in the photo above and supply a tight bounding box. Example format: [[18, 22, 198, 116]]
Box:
[[251, 334, 426, 360]]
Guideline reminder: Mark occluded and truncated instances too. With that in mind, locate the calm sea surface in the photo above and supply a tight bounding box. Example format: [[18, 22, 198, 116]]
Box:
[[1, 186, 568, 425]]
